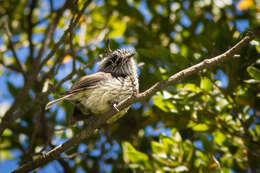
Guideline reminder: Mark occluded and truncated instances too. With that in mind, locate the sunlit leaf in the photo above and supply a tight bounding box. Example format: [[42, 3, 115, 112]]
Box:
[[213, 131, 226, 145], [200, 77, 213, 91], [237, 0, 254, 10], [0, 150, 12, 160], [122, 142, 149, 164], [192, 124, 209, 132], [109, 20, 126, 38], [247, 66, 260, 81], [173, 165, 188, 172], [208, 162, 217, 168], [151, 141, 165, 153], [63, 55, 72, 63]]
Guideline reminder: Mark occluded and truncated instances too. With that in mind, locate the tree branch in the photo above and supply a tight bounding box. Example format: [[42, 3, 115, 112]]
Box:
[[57, 159, 73, 173], [27, 0, 37, 63], [0, 0, 93, 136], [35, 0, 72, 63], [69, 30, 77, 71], [0, 59, 24, 73], [3, 16, 26, 77], [38, 0, 92, 70], [11, 31, 255, 173], [0, 57, 97, 137]]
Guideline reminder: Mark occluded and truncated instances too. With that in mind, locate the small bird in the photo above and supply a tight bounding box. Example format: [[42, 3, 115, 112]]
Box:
[[45, 48, 139, 123]]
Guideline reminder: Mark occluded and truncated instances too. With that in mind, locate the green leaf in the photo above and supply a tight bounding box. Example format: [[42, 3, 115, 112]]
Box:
[[161, 136, 176, 149], [213, 131, 226, 145], [171, 129, 182, 142], [182, 141, 194, 162], [109, 20, 126, 38], [153, 94, 167, 112], [180, 45, 188, 57], [153, 93, 177, 112], [138, 46, 178, 64], [122, 142, 149, 163], [255, 125, 260, 137], [200, 77, 213, 91], [247, 66, 260, 81], [200, 135, 213, 152], [185, 83, 201, 92], [255, 45, 260, 54], [192, 124, 209, 132], [7, 81, 19, 97], [244, 79, 260, 84], [173, 165, 188, 172], [0, 150, 13, 160], [154, 46, 171, 60], [151, 141, 165, 153]]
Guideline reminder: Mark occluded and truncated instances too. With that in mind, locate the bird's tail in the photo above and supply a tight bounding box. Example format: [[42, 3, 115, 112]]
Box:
[[45, 94, 73, 110]]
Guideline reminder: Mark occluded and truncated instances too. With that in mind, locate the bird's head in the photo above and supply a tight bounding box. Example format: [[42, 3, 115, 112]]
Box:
[[98, 48, 137, 76]]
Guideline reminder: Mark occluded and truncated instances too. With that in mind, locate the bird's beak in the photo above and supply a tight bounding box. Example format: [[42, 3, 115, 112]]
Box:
[[126, 53, 136, 60], [123, 53, 135, 64]]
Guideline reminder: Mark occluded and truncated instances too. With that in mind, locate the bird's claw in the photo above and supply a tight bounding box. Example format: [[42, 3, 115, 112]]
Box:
[[112, 103, 120, 112]]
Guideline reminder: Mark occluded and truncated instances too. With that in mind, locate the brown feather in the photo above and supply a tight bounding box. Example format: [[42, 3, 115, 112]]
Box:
[[61, 72, 111, 95]]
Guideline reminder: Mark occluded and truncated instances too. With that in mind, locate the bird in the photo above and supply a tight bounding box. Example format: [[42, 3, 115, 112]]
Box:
[[45, 48, 139, 123]]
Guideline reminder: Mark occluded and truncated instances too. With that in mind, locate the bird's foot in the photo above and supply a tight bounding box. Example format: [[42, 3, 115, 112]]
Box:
[[109, 101, 120, 112]]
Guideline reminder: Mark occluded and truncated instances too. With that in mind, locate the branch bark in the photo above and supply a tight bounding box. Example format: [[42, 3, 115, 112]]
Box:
[[0, 59, 24, 73], [27, 0, 38, 63], [35, 0, 72, 63], [11, 31, 255, 173], [3, 16, 26, 77]]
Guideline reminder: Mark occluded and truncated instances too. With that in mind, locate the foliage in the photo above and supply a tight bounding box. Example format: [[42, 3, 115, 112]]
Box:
[[0, 0, 259, 172]]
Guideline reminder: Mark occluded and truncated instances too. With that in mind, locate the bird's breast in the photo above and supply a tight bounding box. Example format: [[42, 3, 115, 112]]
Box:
[[79, 76, 135, 115]]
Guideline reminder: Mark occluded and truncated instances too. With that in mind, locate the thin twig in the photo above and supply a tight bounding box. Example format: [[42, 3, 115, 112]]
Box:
[[27, 0, 37, 63], [0, 59, 23, 72], [49, 0, 54, 12], [69, 30, 77, 71], [61, 152, 88, 159], [28, 108, 44, 155], [35, 0, 72, 63], [41, 51, 66, 81], [38, 0, 92, 70], [87, 28, 109, 46], [57, 159, 73, 173], [106, 38, 112, 52], [54, 123, 78, 131], [3, 16, 26, 76], [212, 156, 223, 173]]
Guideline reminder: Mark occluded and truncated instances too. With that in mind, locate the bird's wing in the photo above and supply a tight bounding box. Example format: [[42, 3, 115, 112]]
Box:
[[61, 72, 110, 95]]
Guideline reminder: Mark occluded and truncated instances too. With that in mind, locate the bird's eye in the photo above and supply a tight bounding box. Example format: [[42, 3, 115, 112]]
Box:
[[111, 55, 117, 63]]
